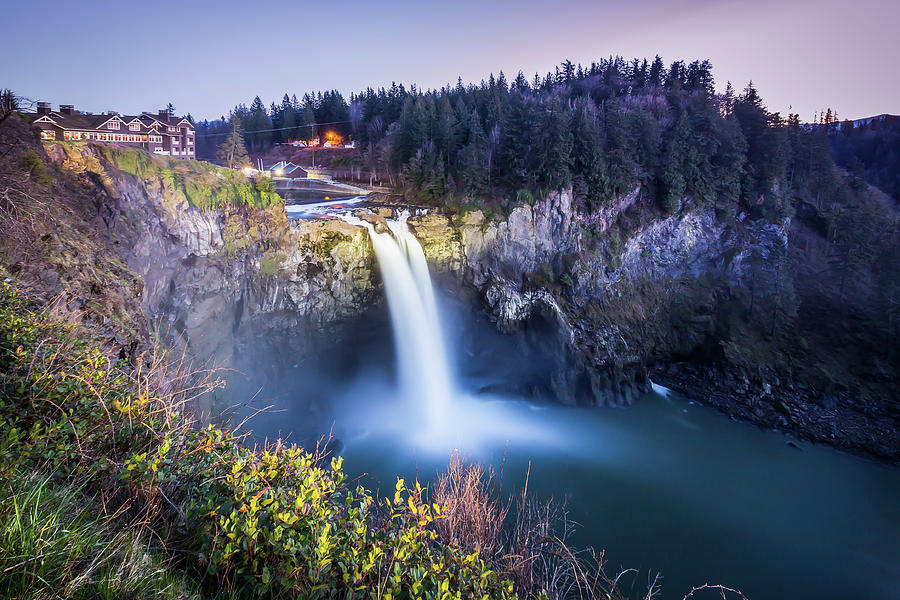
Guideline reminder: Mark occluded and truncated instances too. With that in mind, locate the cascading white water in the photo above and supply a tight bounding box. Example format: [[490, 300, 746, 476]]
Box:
[[346, 211, 454, 429]]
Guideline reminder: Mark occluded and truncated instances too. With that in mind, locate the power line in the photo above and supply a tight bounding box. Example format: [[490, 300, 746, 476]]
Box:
[[196, 119, 354, 139]]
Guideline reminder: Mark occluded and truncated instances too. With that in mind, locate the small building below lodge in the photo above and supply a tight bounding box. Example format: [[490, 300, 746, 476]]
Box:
[[30, 102, 195, 159], [268, 161, 308, 178], [267, 161, 331, 181]]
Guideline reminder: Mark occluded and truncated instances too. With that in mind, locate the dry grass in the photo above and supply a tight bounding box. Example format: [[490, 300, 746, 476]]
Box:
[[433, 452, 507, 562], [433, 453, 673, 600]]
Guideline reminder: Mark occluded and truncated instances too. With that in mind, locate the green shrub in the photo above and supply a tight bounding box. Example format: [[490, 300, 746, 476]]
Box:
[[18, 150, 45, 176], [259, 252, 285, 277], [17, 150, 53, 185], [0, 281, 516, 599]]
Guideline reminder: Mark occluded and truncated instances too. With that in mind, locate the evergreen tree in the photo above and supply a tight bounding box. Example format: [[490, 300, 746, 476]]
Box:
[[661, 113, 692, 212], [603, 100, 638, 196], [560, 60, 575, 85], [301, 102, 318, 142], [648, 55, 665, 87], [829, 186, 880, 297], [458, 109, 490, 196], [246, 96, 272, 152], [721, 81, 736, 116], [571, 100, 610, 208], [513, 71, 529, 92], [733, 82, 789, 207], [281, 94, 297, 141], [216, 115, 251, 169], [498, 91, 536, 190], [536, 96, 573, 191], [400, 141, 448, 203], [434, 95, 458, 171]]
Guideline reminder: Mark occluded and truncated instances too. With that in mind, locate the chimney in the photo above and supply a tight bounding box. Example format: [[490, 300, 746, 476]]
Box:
[[60, 104, 74, 115], [159, 109, 169, 119], [37, 102, 51, 115]]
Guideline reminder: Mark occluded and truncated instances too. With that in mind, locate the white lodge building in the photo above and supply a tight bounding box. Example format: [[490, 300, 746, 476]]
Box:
[[32, 102, 195, 159]]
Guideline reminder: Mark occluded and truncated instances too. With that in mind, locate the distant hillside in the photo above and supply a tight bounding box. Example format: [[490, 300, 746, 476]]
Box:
[[829, 114, 900, 201]]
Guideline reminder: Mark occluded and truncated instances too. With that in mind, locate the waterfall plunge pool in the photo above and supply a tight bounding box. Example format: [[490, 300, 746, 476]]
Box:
[[235, 213, 900, 600]]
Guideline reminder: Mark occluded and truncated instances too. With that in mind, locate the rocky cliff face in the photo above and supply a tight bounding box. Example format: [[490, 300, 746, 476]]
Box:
[[405, 190, 789, 409], [46, 142, 897, 460], [47, 143, 380, 416], [408, 189, 898, 461]]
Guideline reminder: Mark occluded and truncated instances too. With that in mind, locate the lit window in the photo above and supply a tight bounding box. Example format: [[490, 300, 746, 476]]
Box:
[[129, 123, 140, 131], [167, 126, 176, 132], [107, 121, 120, 130]]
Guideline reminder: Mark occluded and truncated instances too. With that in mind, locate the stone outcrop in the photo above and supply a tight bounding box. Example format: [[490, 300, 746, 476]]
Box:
[[46, 143, 896, 459]]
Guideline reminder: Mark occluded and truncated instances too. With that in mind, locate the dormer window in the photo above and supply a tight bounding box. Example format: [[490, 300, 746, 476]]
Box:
[[167, 126, 176, 132], [107, 121, 120, 130], [129, 123, 140, 131]]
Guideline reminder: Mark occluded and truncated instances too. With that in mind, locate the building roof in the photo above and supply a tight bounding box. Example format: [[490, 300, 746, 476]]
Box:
[[268, 161, 307, 176], [30, 110, 193, 134], [140, 112, 194, 128], [33, 112, 117, 130]]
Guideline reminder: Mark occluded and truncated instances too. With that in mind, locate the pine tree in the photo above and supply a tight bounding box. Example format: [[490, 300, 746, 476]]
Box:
[[536, 97, 573, 191], [458, 109, 490, 196], [301, 102, 318, 142], [281, 94, 297, 141], [721, 81, 736, 116], [513, 71, 529, 92], [560, 60, 575, 85], [498, 91, 536, 191], [661, 113, 693, 212], [648, 55, 664, 87], [603, 100, 638, 196], [571, 100, 609, 208], [434, 95, 458, 171], [217, 115, 251, 169], [246, 96, 272, 152]]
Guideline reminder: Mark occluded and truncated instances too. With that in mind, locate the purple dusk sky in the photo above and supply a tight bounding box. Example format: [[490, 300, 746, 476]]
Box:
[[3, 0, 897, 121]]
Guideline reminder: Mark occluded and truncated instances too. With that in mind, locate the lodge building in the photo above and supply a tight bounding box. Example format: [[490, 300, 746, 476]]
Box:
[[32, 102, 195, 159]]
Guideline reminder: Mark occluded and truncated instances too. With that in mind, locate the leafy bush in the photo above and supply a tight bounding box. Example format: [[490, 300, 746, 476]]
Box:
[[17, 150, 53, 185], [0, 281, 516, 599], [259, 252, 285, 276]]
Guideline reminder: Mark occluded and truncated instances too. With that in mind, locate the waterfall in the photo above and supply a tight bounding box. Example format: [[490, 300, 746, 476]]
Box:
[[347, 211, 454, 428]]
